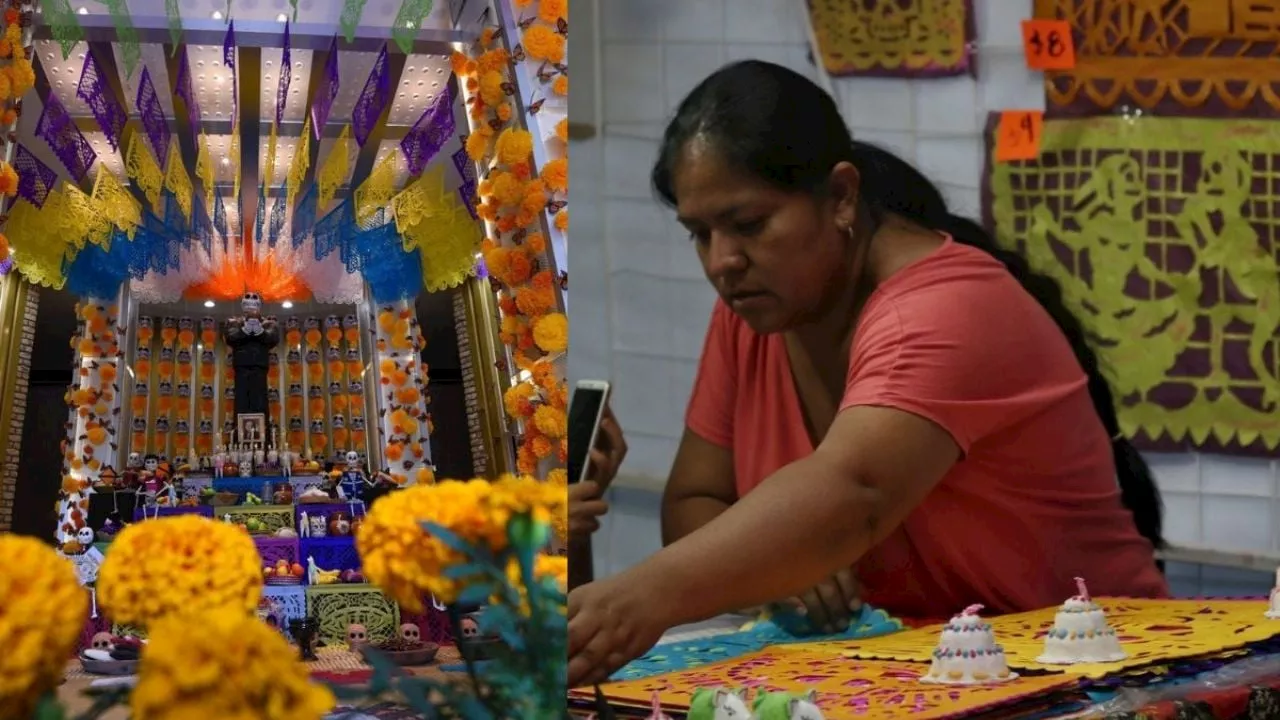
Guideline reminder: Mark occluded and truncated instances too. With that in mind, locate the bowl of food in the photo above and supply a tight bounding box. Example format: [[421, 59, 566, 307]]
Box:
[[359, 639, 440, 666], [79, 642, 142, 675]]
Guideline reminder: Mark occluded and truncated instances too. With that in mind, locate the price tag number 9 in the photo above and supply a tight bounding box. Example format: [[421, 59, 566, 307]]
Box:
[[996, 111, 1044, 163]]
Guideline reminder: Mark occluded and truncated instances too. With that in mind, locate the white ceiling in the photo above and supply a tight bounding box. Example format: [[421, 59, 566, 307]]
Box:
[[60, 0, 458, 30]]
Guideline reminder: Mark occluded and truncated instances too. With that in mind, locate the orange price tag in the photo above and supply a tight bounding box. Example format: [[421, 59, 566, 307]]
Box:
[[1021, 19, 1076, 70], [995, 111, 1044, 163]]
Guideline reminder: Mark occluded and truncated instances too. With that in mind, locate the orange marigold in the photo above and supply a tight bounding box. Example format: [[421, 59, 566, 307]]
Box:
[[552, 75, 568, 96], [554, 210, 568, 232], [541, 158, 567, 192], [538, 0, 568, 23], [522, 24, 565, 64], [555, 118, 569, 143]]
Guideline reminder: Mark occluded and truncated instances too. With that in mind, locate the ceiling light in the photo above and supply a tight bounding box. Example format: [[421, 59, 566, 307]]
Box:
[[77, 6, 88, 14], [221, 157, 229, 166], [281, 301, 294, 309], [211, 10, 223, 20], [203, 300, 216, 308], [276, 13, 288, 22]]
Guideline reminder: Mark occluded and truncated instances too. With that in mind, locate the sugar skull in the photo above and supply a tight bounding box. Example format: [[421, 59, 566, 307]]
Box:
[[304, 317, 320, 331], [127, 452, 141, 468], [344, 450, 360, 466], [199, 419, 213, 434], [328, 381, 342, 395], [326, 346, 341, 361], [289, 417, 304, 431], [161, 316, 176, 331], [178, 316, 194, 332], [268, 387, 280, 403], [224, 386, 236, 399], [348, 379, 364, 395], [269, 352, 279, 366], [324, 315, 340, 330], [90, 632, 114, 651], [241, 290, 263, 315], [76, 526, 95, 546], [177, 381, 191, 398], [136, 346, 151, 361], [309, 418, 325, 434], [154, 416, 170, 432], [285, 316, 300, 330], [176, 348, 192, 365], [200, 349, 215, 365], [346, 623, 368, 648], [133, 381, 149, 397], [138, 316, 153, 331], [460, 616, 480, 639], [350, 415, 365, 431], [304, 348, 321, 364], [399, 623, 421, 644], [159, 346, 174, 362], [132, 417, 147, 432], [201, 383, 214, 399], [309, 385, 322, 399], [332, 415, 346, 430], [286, 348, 301, 364], [200, 316, 216, 333], [158, 379, 173, 396], [343, 314, 359, 330], [288, 383, 303, 397], [175, 418, 190, 434]]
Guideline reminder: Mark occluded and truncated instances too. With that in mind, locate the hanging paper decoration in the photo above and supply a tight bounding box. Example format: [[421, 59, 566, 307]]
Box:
[[254, 185, 267, 244], [287, 116, 311, 208], [165, 0, 183, 54], [13, 145, 58, 209], [352, 44, 391, 147], [394, 166, 482, 291], [223, 21, 238, 118], [985, 114, 1280, 454], [263, 122, 280, 185], [125, 133, 163, 212], [43, 0, 84, 60], [317, 125, 351, 211], [35, 91, 97, 182], [451, 146, 478, 220], [292, 184, 317, 249], [192, 192, 214, 256], [358, 223, 422, 303], [195, 134, 215, 206], [163, 138, 193, 220], [311, 37, 340, 139], [137, 67, 171, 169], [391, 0, 434, 55], [92, 166, 141, 239], [313, 197, 351, 262], [805, 0, 975, 77], [5, 193, 76, 289], [340, 0, 368, 43], [162, 191, 190, 249], [100, 0, 140, 80], [76, 51, 127, 152], [268, 195, 286, 247], [276, 21, 291, 125], [174, 48, 202, 134], [400, 85, 454, 176], [354, 151, 399, 225], [64, 231, 132, 299], [213, 192, 228, 251], [63, 184, 113, 250]]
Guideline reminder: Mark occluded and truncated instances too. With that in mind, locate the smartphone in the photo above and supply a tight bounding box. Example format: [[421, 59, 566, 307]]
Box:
[[567, 379, 611, 485]]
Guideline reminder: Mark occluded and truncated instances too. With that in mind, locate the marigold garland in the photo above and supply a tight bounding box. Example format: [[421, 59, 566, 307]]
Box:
[[0, 535, 88, 719]]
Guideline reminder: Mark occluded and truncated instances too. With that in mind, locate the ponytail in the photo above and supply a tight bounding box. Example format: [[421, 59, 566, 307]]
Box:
[[851, 142, 1165, 550]]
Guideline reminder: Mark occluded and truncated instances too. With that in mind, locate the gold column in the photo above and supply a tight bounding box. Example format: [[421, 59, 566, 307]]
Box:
[[455, 277, 514, 478], [0, 275, 35, 531]]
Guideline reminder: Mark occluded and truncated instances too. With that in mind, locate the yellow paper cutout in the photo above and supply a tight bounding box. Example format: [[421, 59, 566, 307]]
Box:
[[263, 121, 279, 188], [390, 164, 447, 239], [195, 132, 215, 207], [354, 150, 399, 226], [398, 170, 482, 292], [317, 125, 350, 212], [988, 115, 1280, 450], [163, 137, 193, 220], [60, 183, 112, 250], [1038, 0, 1280, 115], [830, 598, 1280, 679], [125, 132, 163, 213], [6, 193, 74, 289], [92, 165, 141, 239], [230, 116, 242, 200], [572, 649, 1076, 720], [806, 0, 971, 75], [287, 116, 312, 209]]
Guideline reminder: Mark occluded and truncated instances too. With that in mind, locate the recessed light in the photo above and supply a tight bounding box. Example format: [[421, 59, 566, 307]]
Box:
[[211, 10, 223, 20], [276, 13, 288, 22], [221, 158, 229, 166], [203, 300, 216, 308], [281, 301, 294, 309], [77, 6, 88, 14]]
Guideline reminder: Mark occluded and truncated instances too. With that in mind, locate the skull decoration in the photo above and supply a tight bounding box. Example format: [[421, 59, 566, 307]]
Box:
[[201, 383, 214, 399], [127, 452, 141, 469], [309, 385, 323, 398], [349, 379, 364, 394], [305, 348, 321, 364], [200, 316, 216, 333], [224, 386, 236, 399], [178, 316, 194, 332], [865, 0, 920, 42], [90, 632, 114, 651], [161, 316, 176, 331], [241, 290, 263, 316], [200, 349, 215, 365], [287, 348, 301, 364], [154, 416, 170, 432], [198, 419, 213, 434], [289, 417, 304, 431], [159, 346, 174, 362], [343, 314, 359, 330], [304, 316, 321, 331], [176, 348, 192, 364], [399, 623, 422, 644], [345, 346, 360, 362], [177, 381, 191, 398], [132, 417, 147, 432], [223, 419, 236, 434], [285, 316, 300, 330], [138, 316, 153, 331], [460, 617, 480, 639], [350, 415, 366, 431], [328, 381, 342, 395], [309, 418, 325, 434], [76, 526, 95, 546], [134, 381, 149, 397], [136, 346, 151, 361], [345, 450, 360, 467], [268, 387, 280, 403], [175, 418, 190, 434], [143, 455, 159, 473], [158, 380, 173, 396], [326, 346, 341, 362], [324, 314, 341, 330], [346, 623, 368, 648], [288, 383, 303, 396], [269, 351, 280, 366], [333, 415, 346, 430]]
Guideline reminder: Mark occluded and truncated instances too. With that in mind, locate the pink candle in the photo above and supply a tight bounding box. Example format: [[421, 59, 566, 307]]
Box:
[[1074, 576, 1090, 601], [962, 604, 984, 616]]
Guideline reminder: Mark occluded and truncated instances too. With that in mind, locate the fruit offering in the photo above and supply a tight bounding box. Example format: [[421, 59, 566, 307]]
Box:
[[263, 558, 306, 584]]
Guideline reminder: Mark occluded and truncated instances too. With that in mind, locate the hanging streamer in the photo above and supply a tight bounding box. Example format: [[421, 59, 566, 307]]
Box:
[[193, 191, 214, 256], [13, 145, 58, 209], [292, 184, 318, 249], [313, 198, 351, 262], [317, 125, 350, 211], [287, 116, 311, 208], [163, 138, 193, 220], [391, 0, 434, 55], [358, 223, 423, 303], [213, 192, 228, 252], [394, 166, 483, 291], [165, 0, 183, 55], [451, 146, 478, 220], [125, 133, 163, 212], [276, 22, 292, 125], [137, 67, 171, 169], [340, 0, 368, 43], [269, 195, 286, 247], [92, 165, 141, 239], [65, 230, 132, 299], [354, 151, 399, 225], [76, 51, 127, 152], [400, 85, 454, 176], [43, 0, 84, 60], [254, 184, 267, 245], [35, 91, 97, 182], [100, 0, 140, 80], [311, 37, 340, 139], [174, 47, 202, 135], [195, 133, 215, 206], [223, 22, 238, 118], [352, 44, 391, 147]]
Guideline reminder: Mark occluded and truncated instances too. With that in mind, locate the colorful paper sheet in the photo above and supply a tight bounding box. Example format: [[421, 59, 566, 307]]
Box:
[[984, 114, 1280, 454], [612, 606, 904, 681], [829, 599, 1280, 678], [576, 650, 1077, 720], [1037, 0, 1280, 117], [805, 0, 975, 78]]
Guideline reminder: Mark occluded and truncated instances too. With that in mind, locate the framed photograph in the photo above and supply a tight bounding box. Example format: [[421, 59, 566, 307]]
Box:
[[237, 413, 266, 445]]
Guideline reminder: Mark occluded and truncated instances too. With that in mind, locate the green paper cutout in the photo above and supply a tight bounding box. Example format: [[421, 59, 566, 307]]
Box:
[[289, 0, 299, 22], [392, 0, 434, 55], [340, 0, 369, 43], [100, 0, 140, 80], [42, 0, 84, 60], [165, 0, 182, 55]]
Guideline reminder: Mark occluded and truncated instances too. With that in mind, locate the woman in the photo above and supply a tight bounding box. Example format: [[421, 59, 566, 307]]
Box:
[[565, 60, 1168, 688]]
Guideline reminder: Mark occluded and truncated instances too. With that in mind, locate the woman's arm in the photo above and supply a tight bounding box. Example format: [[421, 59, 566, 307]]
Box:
[[637, 405, 959, 628], [660, 428, 737, 546]]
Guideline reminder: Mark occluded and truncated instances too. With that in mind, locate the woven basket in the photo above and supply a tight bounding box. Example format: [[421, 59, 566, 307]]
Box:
[[209, 492, 241, 507]]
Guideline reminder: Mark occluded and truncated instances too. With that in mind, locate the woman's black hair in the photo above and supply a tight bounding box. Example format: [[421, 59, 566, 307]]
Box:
[[652, 60, 1164, 551]]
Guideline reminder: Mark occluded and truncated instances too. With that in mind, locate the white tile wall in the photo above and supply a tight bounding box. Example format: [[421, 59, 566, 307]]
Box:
[[569, 0, 1280, 595]]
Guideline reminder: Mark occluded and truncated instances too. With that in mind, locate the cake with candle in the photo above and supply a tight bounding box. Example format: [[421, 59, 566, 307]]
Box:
[[1266, 568, 1280, 619], [1036, 577, 1126, 664], [920, 604, 1016, 685]]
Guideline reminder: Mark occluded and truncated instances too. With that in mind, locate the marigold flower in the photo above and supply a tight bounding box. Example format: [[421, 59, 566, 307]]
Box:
[[532, 312, 568, 353], [541, 157, 568, 193], [522, 24, 565, 64], [552, 74, 568, 96], [131, 610, 335, 720], [494, 127, 533, 168], [98, 516, 262, 627], [538, 0, 567, 24], [0, 162, 18, 197], [533, 404, 567, 438], [554, 209, 568, 232], [0, 535, 88, 719]]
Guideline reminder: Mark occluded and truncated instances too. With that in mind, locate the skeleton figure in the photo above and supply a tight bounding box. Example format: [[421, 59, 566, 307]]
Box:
[[399, 623, 422, 645], [140, 455, 161, 512], [238, 456, 252, 477], [253, 443, 265, 467], [337, 450, 374, 503], [127, 452, 141, 469], [223, 290, 279, 415], [347, 623, 368, 649], [279, 441, 293, 478], [213, 444, 226, 478]]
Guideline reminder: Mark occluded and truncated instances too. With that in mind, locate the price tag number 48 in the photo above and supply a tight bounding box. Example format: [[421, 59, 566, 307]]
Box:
[[1021, 19, 1076, 70]]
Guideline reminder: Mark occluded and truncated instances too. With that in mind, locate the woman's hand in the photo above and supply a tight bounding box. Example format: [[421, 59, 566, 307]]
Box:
[[567, 574, 669, 688], [771, 567, 862, 634], [586, 405, 627, 488], [568, 481, 609, 538]]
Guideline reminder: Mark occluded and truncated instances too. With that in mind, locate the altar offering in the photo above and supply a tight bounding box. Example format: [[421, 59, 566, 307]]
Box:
[[920, 604, 1016, 685], [1036, 577, 1126, 664]]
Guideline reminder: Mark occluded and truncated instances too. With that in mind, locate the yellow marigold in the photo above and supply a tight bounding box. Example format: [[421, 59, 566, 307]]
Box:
[[552, 74, 568, 96], [497, 101, 513, 123], [548, 468, 568, 486], [533, 404, 567, 438], [487, 170, 525, 206], [538, 0, 568, 23], [541, 157, 568, 192], [0, 535, 88, 719], [498, 553, 569, 614], [504, 381, 539, 418], [449, 51, 476, 76], [555, 209, 569, 232], [494, 127, 534, 168], [477, 47, 510, 73], [478, 69, 505, 106], [131, 610, 334, 720], [479, 26, 498, 48], [98, 516, 262, 627], [555, 118, 569, 143], [465, 126, 493, 162], [522, 24, 565, 64], [9, 57, 33, 97], [532, 312, 568, 353]]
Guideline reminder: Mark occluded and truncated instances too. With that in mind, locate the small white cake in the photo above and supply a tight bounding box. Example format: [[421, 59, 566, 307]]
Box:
[[920, 604, 1017, 685], [1266, 568, 1280, 619], [1036, 577, 1126, 664]]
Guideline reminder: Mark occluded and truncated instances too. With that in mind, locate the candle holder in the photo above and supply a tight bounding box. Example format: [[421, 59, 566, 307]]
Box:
[[288, 617, 320, 661]]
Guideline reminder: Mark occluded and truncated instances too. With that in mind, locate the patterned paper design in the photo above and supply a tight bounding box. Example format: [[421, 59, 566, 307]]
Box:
[[574, 650, 1077, 720], [830, 599, 1280, 679], [985, 114, 1280, 454], [805, 0, 975, 77], [1038, 0, 1280, 117]]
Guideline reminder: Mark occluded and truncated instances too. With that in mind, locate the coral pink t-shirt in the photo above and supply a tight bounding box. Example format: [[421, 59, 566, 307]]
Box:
[[685, 237, 1168, 618]]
